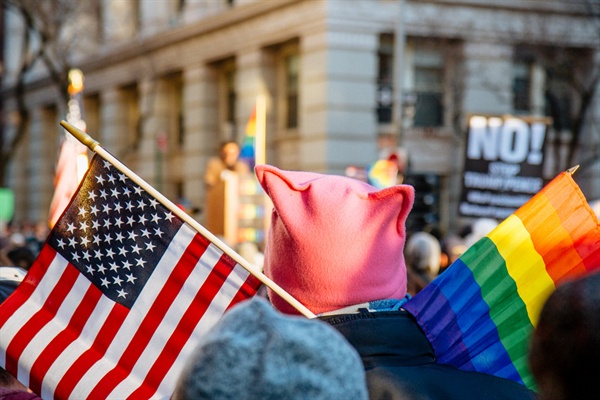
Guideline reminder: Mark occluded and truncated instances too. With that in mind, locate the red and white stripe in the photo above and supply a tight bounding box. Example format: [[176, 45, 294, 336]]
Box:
[[0, 223, 259, 399]]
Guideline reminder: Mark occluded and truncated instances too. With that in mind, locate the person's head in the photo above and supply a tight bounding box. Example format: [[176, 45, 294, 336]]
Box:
[[173, 297, 368, 400], [219, 141, 241, 168], [0, 367, 29, 392], [464, 218, 498, 247], [440, 234, 466, 268], [0, 266, 26, 304], [7, 247, 35, 270], [255, 164, 414, 315], [529, 271, 600, 400], [405, 232, 441, 281]]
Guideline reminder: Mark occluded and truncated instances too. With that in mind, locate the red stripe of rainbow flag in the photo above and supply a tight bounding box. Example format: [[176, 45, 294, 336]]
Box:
[[404, 169, 600, 390]]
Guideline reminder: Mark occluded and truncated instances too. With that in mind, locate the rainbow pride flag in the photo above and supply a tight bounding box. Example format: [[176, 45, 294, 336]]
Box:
[[404, 169, 600, 390], [240, 105, 256, 168], [367, 159, 398, 189]]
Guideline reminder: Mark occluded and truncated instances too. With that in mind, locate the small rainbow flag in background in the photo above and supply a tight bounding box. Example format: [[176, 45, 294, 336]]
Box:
[[366, 158, 398, 189], [240, 105, 257, 168], [404, 168, 600, 391]]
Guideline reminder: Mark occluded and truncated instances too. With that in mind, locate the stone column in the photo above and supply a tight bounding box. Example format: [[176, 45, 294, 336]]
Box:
[[181, 65, 218, 225], [100, 87, 134, 160], [26, 106, 59, 223], [300, 28, 379, 174], [102, 0, 138, 43], [134, 79, 162, 186]]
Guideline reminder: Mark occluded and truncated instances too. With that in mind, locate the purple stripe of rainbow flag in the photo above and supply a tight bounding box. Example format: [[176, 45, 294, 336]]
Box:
[[404, 170, 600, 390]]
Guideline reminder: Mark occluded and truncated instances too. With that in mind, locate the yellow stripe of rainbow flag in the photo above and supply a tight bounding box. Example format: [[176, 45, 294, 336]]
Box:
[[488, 215, 554, 326]]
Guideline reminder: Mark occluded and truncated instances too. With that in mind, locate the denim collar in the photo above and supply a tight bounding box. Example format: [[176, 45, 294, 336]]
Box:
[[318, 296, 411, 316]]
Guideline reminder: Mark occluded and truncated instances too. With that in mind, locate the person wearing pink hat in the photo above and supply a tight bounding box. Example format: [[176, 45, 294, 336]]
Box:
[[255, 164, 536, 400]]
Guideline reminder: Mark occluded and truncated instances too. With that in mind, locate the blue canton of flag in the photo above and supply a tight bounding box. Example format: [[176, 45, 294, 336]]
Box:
[[48, 157, 182, 309]]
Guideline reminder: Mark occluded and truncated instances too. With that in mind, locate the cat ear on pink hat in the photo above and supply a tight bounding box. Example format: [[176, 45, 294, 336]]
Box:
[[254, 164, 415, 315]]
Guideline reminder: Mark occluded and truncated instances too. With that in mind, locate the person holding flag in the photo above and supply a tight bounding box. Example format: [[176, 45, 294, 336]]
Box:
[[253, 163, 598, 399]]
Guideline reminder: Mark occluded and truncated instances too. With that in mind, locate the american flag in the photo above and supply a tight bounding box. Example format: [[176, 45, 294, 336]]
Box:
[[0, 154, 261, 399]]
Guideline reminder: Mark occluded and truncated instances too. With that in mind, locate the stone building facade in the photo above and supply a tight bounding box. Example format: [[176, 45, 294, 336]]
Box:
[[2, 0, 599, 235]]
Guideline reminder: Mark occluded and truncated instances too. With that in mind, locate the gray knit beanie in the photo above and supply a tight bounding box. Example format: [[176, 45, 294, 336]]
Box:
[[173, 297, 368, 400]]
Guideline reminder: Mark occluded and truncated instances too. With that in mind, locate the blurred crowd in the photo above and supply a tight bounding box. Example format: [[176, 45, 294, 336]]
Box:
[[0, 162, 597, 400], [0, 221, 48, 307], [404, 218, 498, 297], [0, 221, 48, 272]]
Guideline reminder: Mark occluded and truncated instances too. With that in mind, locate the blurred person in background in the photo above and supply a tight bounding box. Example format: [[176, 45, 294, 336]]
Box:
[[464, 218, 498, 248], [405, 232, 442, 296], [204, 141, 249, 189], [0, 232, 35, 272], [203, 141, 249, 237]]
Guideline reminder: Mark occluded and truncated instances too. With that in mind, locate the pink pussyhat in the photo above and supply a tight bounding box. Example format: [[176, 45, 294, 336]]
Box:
[[255, 164, 415, 315]]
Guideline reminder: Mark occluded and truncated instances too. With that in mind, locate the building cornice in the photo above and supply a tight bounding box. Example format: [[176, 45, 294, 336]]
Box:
[[2, 0, 300, 97], [416, 0, 597, 16], [83, 0, 299, 70]]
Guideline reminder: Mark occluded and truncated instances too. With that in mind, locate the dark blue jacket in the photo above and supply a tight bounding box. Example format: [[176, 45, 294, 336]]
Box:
[[321, 309, 537, 400]]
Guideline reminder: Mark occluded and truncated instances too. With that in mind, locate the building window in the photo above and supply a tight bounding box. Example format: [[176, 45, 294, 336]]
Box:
[[412, 49, 444, 128], [265, 39, 299, 133], [168, 0, 185, 24], [514, 46, 582, 131], [512, 61, 531, 113], [225, 68, 236, 133], [209, 57, 238, 142], [211, 58, 237, 140], [162, 71, 184, 147], [377, 33, 394, 124], [545, 66, 573, 132], [83, 94, 100, 140], [176, 0, 185, 13], [285, 53, 299, 129], [133, 0, 141, 34], [121, 83, 140, 148]]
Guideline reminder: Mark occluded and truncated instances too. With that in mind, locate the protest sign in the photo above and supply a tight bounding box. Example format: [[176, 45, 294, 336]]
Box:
[[459, 115, 551, 219]]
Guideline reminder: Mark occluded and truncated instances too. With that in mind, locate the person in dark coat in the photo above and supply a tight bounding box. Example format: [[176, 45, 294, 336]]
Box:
[[529, 270, 600, 400], [0, 266, 26, 305], [255, 164, 537, 400]]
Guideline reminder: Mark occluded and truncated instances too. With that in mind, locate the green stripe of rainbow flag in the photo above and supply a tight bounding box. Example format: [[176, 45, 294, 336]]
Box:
[[404, 170, 600, 390]]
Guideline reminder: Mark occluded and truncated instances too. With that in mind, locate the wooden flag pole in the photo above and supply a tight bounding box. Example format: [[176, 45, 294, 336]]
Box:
[[60, 120, 316, 319], [255, 95, 266, 165]]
